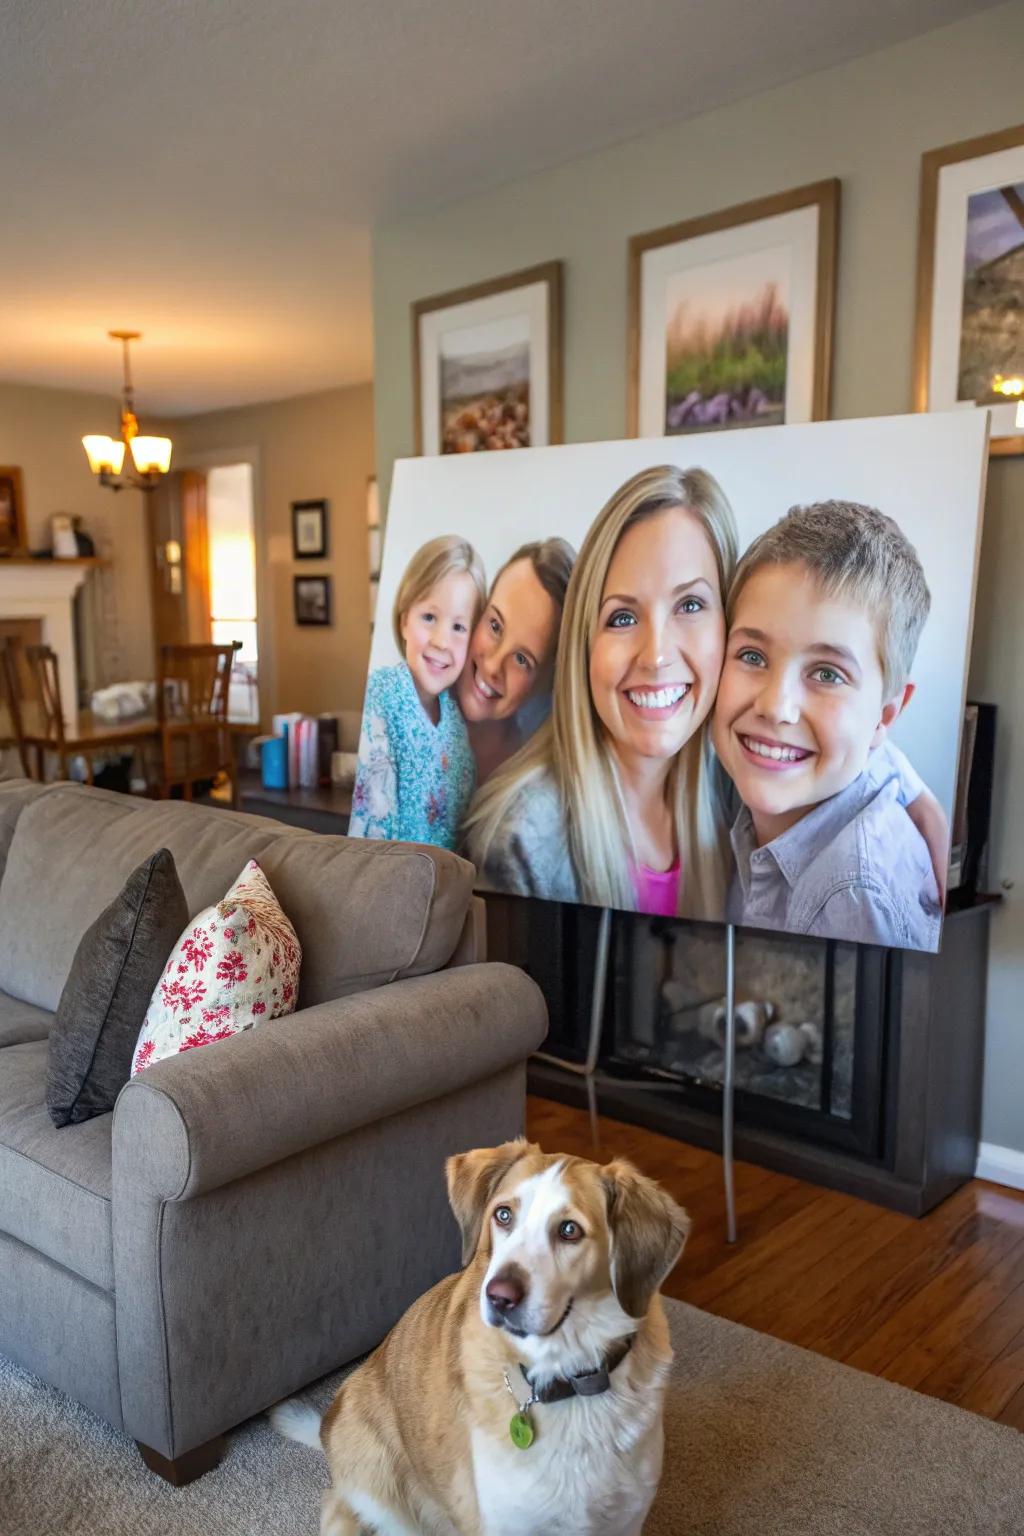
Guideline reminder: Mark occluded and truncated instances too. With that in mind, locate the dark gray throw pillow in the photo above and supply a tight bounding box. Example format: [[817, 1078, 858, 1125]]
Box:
[[46, 848, 188, 1128]]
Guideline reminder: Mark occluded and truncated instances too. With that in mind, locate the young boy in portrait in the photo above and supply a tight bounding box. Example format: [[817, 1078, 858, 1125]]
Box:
[[711, 500, 942, 950]]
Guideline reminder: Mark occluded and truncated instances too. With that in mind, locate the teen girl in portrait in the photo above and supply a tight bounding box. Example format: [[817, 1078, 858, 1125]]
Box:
[[455, 537, 575, 786]]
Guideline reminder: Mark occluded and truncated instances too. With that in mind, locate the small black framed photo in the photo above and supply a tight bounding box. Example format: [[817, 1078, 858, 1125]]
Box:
[[292, 499, 328, 559], [294, 574, 332, 627]]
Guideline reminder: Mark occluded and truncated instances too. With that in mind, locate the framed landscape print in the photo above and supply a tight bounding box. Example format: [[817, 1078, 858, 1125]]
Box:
[[0, 467, 26, 555], [914, 123, 1024, 457], [292, 499, 328, 559], [412, 261, 563, 455], [294, 574, 332, 627], [629, 180, 839, 438]]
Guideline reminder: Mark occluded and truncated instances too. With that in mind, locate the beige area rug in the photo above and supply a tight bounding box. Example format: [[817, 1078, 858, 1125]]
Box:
[[2, 1299, 1023, 1535]]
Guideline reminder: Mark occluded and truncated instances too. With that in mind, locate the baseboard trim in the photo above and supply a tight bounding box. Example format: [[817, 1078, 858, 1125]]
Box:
[[975, 1142, 1024, 1192]]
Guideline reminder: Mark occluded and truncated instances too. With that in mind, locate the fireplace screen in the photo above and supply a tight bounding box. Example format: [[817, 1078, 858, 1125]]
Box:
[[499, 898, 888, 1157], [607, 915, 887, 1146]]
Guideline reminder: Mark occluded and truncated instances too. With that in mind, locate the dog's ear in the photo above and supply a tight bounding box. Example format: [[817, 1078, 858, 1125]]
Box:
[[446, 1140, 533, 1266], [601, 1159, 690, 1319]]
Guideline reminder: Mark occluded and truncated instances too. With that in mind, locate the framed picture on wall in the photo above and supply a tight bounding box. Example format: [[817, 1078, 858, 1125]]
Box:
[[0, 467, 26, 555], [294, 575, 332, 627], [292, 499, 328, 558], [628, 180, 839, 438], [412, 261, 563, 455], [914, 122, 1024, 457]]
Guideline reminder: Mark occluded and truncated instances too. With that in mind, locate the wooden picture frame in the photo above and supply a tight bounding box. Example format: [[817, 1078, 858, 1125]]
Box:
[[914, 123, 1024, 458], [628, 180, 839, 438], [411, 260, 563, 455], [292, 499, 328, 559], [293, 575, 332, 627], [0, 467, 26, 556]]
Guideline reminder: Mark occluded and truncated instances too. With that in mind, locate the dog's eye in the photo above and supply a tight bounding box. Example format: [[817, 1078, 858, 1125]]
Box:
[[559, 1221, 584, 1242], [493, 1205, 513, 1227]]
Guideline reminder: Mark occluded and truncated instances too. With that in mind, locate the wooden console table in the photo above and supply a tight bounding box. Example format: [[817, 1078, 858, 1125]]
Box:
[[236, 770, 352, 834]]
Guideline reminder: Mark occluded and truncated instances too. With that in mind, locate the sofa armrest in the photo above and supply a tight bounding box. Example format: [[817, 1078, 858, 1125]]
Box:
[[448, 895, 487, 967], [112, 961, 546, 1201]]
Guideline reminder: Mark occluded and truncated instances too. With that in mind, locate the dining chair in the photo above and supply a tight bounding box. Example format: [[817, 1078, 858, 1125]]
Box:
[[21, 644, 157, 787], [24, 644, 77, 782], [0, 637, 32, 778], [155, 642, 242, 807]]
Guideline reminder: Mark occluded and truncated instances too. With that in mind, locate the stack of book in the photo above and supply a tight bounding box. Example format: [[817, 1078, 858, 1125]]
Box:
[[261, 713, 340, 792]]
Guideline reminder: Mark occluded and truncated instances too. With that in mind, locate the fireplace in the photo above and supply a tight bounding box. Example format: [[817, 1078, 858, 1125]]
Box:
[[0, 561, 95, 727], [490, 894, 994, 1215], [605, 919, 887, 1158]]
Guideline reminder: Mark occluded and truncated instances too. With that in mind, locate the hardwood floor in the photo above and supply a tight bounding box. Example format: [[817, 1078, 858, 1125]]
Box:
[[525, 1094, 1024, 1431]]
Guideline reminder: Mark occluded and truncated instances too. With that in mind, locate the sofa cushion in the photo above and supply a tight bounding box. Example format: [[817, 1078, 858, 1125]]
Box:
[[47, 848, 189, 1128], [0, 1040, 113, 1291], [0, 990, 53, 1048], [0, 778, 47, 891], [131, 858, 301, 1075], [0, 783, 474, 1013]]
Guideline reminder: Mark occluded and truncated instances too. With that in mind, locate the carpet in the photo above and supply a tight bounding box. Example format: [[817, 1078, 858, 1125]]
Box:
[[2, 1300, 1023, 1535]]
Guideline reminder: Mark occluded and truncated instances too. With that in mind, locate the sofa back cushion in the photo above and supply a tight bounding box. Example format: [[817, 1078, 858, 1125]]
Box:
[[0, 779, 47, 889], [0, 784, 475, 1013]]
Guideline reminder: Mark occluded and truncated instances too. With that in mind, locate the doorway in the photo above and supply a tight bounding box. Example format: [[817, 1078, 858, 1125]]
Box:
[[148, 461, 260, 724]]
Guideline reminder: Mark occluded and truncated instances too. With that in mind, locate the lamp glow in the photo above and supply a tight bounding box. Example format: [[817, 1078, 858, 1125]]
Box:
[[993, 374, 1024, 398], [82, 435, 126, 475], [129, 436, 173, 475]]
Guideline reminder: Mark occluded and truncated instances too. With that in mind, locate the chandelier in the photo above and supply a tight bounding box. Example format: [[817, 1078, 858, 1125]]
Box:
[[82, 331, 173, 492]]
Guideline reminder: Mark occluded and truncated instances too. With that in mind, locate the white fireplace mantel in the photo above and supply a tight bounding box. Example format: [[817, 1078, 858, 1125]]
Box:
[[0, 560, 96, 727]]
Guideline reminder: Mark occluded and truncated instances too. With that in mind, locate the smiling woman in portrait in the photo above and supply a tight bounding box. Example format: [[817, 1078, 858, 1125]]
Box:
[[462, 465, 739, 918]]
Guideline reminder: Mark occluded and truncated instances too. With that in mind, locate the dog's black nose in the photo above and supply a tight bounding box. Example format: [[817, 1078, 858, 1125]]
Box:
[[486, 1273, 526, 1312]]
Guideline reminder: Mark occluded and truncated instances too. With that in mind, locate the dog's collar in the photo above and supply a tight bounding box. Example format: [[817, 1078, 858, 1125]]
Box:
[[518, 1336, 633, 1404]]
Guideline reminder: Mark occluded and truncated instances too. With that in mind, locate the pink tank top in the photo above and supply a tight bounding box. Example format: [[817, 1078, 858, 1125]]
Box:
[[629, 858, 680, 917]]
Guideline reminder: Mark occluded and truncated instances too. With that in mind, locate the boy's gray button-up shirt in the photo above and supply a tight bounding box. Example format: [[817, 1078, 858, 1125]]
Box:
[[726, 743, 942, 951]]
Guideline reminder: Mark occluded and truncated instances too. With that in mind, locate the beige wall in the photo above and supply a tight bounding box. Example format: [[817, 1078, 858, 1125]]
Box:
[[0, 382, 155, 689], [175, 383, 376, 720], [372, 2, 1024, 1156]]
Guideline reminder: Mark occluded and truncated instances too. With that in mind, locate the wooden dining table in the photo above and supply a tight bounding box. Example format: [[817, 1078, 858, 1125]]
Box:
[[20, 704, 258, 784]]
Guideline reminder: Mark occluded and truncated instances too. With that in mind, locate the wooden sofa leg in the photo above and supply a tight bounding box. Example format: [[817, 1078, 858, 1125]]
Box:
[[137, 1435, 227, 1485]]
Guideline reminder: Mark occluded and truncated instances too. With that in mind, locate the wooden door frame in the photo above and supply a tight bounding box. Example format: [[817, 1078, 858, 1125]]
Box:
[[169, 445, 271, 731]]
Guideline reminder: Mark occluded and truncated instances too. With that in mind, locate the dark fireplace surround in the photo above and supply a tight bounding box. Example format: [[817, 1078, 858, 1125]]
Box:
[[489, 894, 993, 1216]]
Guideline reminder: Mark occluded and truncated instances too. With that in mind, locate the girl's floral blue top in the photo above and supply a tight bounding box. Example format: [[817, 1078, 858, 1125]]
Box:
[[348, 663, 476, 850]]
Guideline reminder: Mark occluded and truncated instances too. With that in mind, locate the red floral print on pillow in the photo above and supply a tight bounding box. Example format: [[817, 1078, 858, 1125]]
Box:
[[131, 860, 301, 1075]]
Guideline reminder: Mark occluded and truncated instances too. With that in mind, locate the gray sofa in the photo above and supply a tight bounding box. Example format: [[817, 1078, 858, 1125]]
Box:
[[0, 779, 546, 1483]]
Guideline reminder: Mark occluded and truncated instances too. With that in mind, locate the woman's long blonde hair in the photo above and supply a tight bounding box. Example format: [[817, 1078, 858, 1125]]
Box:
[[463, 465, 738, 918]]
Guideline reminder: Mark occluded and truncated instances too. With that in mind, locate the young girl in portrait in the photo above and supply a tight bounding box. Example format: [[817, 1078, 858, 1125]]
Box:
[[349, 535, 486, 850]]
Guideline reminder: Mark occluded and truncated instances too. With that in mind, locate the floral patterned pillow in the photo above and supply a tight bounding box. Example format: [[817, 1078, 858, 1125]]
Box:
[[130, 859, 301, 1076]]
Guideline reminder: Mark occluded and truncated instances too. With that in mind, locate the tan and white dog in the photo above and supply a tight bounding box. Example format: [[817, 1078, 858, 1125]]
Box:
[[272, 1139, 689, 1536]]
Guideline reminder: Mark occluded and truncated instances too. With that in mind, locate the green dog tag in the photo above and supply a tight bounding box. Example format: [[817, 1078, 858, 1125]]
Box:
[[509, 1410, 534, 1449]]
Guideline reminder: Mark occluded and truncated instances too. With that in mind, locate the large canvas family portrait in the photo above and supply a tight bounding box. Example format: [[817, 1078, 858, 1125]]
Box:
[[350, 413, 988, 953]]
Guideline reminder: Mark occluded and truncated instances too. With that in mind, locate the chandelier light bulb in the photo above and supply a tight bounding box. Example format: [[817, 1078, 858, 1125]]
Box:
[[130, 436, 173, 475], [82, 435, 126, 475]]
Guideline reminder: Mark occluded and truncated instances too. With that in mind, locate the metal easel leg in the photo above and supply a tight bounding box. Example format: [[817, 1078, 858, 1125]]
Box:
[[584, 907, 612, 1154], [535, 907, 612, 1157], [723, 923, 738, 1244]]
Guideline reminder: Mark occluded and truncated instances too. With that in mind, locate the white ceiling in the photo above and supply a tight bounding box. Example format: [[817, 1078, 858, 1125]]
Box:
[[0, 0, 993, 416]]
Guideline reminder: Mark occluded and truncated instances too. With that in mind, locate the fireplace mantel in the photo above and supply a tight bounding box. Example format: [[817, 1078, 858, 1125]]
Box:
[[0, 560, 99, 726]]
